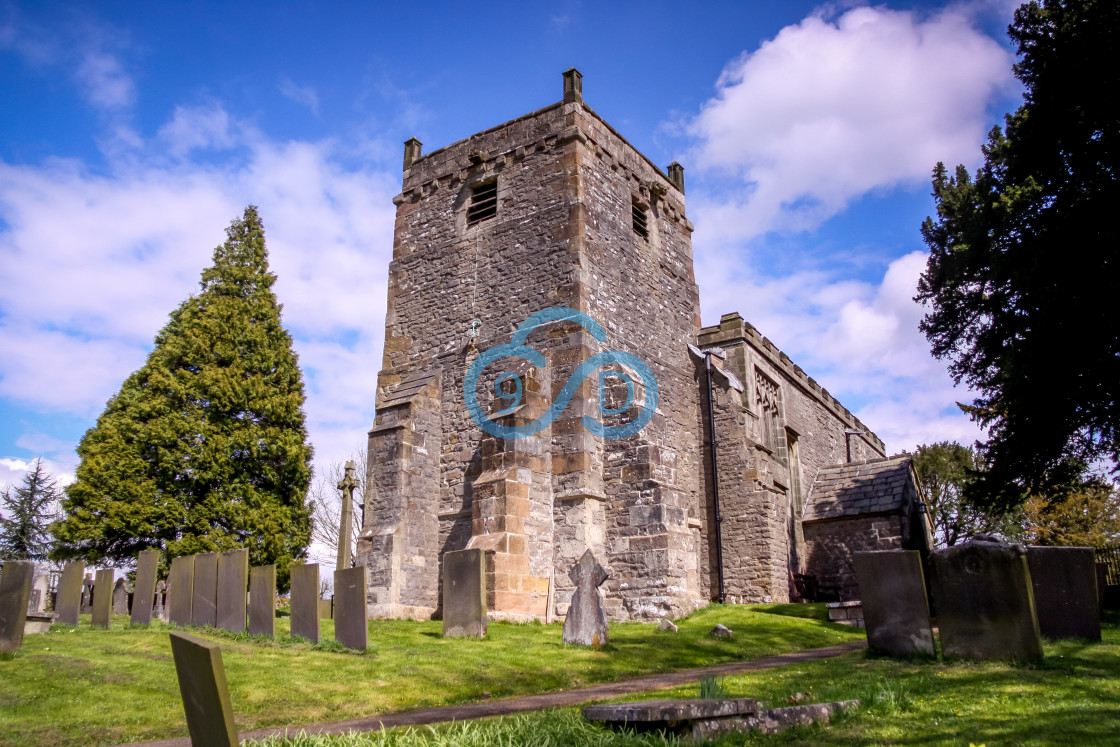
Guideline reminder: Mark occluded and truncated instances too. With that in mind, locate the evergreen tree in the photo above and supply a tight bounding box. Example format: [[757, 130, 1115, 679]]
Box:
[[0, 459, 61, 561], [915, 0, 1120, 512], [53, 207, 313, 586]]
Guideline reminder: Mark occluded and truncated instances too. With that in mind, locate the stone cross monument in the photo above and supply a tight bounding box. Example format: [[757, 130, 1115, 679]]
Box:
[[336, 460, 360, 571]]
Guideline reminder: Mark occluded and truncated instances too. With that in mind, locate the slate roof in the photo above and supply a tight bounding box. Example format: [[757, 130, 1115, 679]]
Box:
[[802, 455, 916, 522]]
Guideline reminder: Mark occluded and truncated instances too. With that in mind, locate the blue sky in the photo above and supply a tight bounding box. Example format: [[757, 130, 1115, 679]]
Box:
[[0, 0, 1024, 496]]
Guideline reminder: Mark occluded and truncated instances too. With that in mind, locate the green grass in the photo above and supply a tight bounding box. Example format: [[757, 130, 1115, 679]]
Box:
[[0, 604, 861, 747]]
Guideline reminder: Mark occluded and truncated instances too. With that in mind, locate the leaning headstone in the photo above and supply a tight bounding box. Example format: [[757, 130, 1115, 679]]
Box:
[[1027, 546, 1101, 641], [167, 555, 196, 626], [289, 563, 320, 644], [442, 548, 487, 638], [56, 561, 85, 625], [0, 561, 35, 652], [168, 631, 239, 747], [853, 550, 935, 656], [563, 549, 610, 648], [91, 569, 114, 629], [930, 539, 1043, 661], [333, 565, 368, 651], [112, 577, 129, 615], [131, 549, 160, 626], [248, 565, 276, 638], [192, 552, 219, 627], [216, 549, 249, 633]]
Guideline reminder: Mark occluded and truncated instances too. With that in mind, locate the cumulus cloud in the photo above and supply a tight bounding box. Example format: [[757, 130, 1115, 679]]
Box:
[[158, 104, 238, 157], [688, 4, 1015, 242], [76, 46, 134, 110]]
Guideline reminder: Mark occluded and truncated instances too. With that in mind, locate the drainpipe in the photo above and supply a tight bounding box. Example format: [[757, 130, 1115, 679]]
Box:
[[703, 352, 727, 604]]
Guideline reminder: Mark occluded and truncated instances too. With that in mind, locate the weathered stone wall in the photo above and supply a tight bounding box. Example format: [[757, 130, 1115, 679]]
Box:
[[803, 515, 905, 601]]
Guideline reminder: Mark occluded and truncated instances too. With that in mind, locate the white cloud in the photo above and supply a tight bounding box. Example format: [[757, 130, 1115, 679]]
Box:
[[279, 78, 320, 116], [158, 104, 238, 157], [76, 47, 134, 110], [688, 4, 1015, 242]]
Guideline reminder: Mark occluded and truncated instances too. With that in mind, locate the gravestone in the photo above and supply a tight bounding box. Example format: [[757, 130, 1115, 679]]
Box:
[[56, 561, 85, 625], [563, 549, 610, 648], [930, 539, 1043, 661], [80, 573, 94, 613], [853, 550, 935, 656], [333, 565, 368, 651], [192, 552, 219, 627], [442, 548, 487, 638], [29, 573, 49, 612], [289, 563, 320, 643], [131, 549, 160, 626], [27, 589, 41, 614], [319, 598, 333, 619], [168, 555, 196, 626], [216, 549, 249, 633], [0, 561, 34, 653], [91, 569, 114, 629], [248, 565, 276, 638], [1027, 546, 1100, 641], [153, 580, 166, 621], [168, 631, 239, 747], [112, 577, 129, 615]]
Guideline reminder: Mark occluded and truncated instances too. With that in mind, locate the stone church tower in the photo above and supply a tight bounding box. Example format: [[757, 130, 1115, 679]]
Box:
[[357, 70, 911, 622]]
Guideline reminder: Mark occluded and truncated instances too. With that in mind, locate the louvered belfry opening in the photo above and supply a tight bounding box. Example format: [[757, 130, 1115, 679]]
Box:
[[467, 180, 498, 226], [632, 200, 649, 239]]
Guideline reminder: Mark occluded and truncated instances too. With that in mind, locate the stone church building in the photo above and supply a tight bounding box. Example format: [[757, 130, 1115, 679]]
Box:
[[356, 70, 931, 622]]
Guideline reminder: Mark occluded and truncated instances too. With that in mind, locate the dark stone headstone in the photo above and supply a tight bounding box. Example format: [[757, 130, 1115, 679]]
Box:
[[91, 569, 114, 629], [0, 561, 35, 652], [1027, 546, 1101, 641], [333, 565, 368, 651], [167, 555, 195, 626], [168, 631, 239, 747], [112, 577, 129, 615], [56, 562, 85, 626], [80, 574, 94, 613], [930, 540, 1043, 661], [442, 548, 487, 638], [248, 565, 276, 638], [289, 563, 320, 644], [191, 552, 219, 627], [563, 549, 610, 648], [131, 549, 160, 626], [216, 549, 248, 633], [854, 550, 935, 656]]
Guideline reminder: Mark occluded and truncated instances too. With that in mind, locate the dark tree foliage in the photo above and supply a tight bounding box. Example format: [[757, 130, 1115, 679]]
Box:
[[0, 459, 61, 561], [916, 0, 1120, 512], [53, 207, 313, 587]]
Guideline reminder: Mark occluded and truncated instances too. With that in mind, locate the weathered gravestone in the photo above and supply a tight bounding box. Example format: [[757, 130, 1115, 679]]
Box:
[[289, 563, 320, 644], [112, 577, 129, 615], [1027, 546, 1100, 641], [0, 561, 34, 653], [153, 580, 166, 621], [930, 539, 1043, 661], [91, 569, 114, 629], [131, 549, 160, 626], [216, 549, 249, 633], [80, 573, 93, 613], [56, 561, 85, 625], [191, 552, 219, 627], [563, 549, 610, 648], [442, 548, 487, 638], [248, 565, 276, 638], [29, 573, 49, 613], [168, 631, 239, 747], [168, 555, 196, 626], [319, 597, 333, 619], [333, 565, 368, 651], [853, 550, 935, 656]]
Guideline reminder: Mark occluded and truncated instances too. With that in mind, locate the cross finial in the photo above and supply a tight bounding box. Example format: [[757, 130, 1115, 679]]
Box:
[[337, 460, 360, 494]]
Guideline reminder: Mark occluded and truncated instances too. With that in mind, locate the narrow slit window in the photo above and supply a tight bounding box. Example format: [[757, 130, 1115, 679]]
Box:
[[632, 200, 649, 239], [467, 180, 498, 226]]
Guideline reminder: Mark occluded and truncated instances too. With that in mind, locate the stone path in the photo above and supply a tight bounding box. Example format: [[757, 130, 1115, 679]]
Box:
[[125, 640, 866, 746]]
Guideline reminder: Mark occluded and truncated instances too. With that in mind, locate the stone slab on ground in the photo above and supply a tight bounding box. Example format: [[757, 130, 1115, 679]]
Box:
[[249, 565, 276, 638], [191, 552, 218, 627], [289, 564, 320, 644], [1027, 546, 1100, 641], [131, 549, 160, 627], [333, 566, 368, 651], [931, 540, 1043, 661], [56, 561, 85, 626], [442, 548, 487, 638], [167, 555, 195, 626], [0, 560, 34, 652], [168, 631, 239, 747], [24, 611, 57, 635], [854, 550, 934, 656], [216, 549, 249, 634], [91, 569, 114, 629]]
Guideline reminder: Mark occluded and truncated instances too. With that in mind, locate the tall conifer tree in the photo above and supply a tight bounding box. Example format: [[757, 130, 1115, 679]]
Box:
[[53, 207, 313, 585], [0, 459, 61, 561]]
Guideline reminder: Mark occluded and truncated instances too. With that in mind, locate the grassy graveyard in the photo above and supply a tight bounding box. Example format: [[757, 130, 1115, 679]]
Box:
[[0, 603, 861, 747]]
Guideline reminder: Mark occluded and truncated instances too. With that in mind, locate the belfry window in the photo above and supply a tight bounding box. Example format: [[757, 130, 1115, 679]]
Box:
[[467, 180, 498, 226], [632, 199, 649, 239], [755, 369, 787, 463]]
